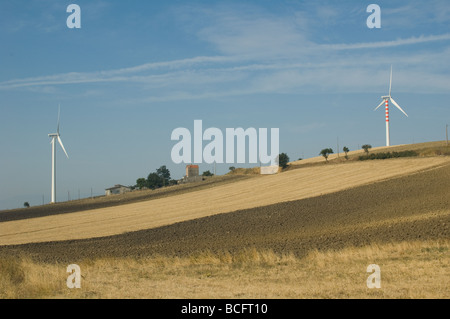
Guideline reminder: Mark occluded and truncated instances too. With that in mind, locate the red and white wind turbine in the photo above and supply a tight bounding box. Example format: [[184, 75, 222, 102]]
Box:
[[374, 65, 408, 146]]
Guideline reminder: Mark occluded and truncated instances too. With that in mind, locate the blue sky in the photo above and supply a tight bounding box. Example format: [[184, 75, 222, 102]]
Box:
[[1, 0, 449, 209]]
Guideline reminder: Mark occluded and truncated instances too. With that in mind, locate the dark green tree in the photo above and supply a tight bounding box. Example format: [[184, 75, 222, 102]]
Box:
[[320, 148, 334, 162], [202, 170, 213, 177], [362, 144, 372, 154], [229, 166, 236, 171], [156, 165, 171, 186], [23, 202, 30, 208], [343, 146, 350, 160], [147, 172, 163, 190], [135, 178, 147, 189], [278, 153, 290, 169]]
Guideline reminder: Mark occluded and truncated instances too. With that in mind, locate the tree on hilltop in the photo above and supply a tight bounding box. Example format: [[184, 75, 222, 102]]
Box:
[[136, 178, 147, 189], [156, 165, 171, 186], [147, 172, 163, 190], [362, 144, 372, 154], [320, 148, 334, 162], [202, 170, 213, 177], [278, 153, 290, 169], [343, 146, 350, 160]]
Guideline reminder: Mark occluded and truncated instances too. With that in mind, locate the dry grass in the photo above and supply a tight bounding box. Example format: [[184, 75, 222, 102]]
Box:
[[228, 167, 263, 175], [1, 239, 448, 299], [1, 156, 449, 245]]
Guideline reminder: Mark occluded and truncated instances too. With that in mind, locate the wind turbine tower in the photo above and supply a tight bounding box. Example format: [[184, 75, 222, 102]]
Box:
[[374, 65, 408, 146], [48, 106, 69, 203]]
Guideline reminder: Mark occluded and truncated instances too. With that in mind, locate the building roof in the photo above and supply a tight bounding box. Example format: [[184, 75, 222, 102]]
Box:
[[105, 184, 130, 191]]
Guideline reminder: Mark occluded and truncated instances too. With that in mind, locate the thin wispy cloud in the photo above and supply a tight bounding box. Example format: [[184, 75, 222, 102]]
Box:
[[1, 33, 448, 95], [0, 56, 241, 89], [1, 2, 449, 98], [382, 0, 450, 27], [324, 34, 450, 50]]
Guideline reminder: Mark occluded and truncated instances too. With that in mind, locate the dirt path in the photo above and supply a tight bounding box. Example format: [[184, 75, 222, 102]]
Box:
[[0, 157, 448, 246]]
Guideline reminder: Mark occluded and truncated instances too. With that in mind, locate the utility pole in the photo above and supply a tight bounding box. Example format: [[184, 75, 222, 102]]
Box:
[[445, 124, 448, 146], [337, 137, 340, 158]]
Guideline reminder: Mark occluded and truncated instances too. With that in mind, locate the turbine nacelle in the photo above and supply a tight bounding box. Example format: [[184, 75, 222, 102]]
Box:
[[48, 133, 69, 158]]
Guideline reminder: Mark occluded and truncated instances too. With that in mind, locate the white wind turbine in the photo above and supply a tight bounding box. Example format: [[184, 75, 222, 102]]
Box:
[[374, 65, 408, 146], [48, 105, 69, 203]]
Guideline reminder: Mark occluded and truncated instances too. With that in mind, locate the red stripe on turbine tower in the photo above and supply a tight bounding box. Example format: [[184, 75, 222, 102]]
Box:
[[385, 100, 389, 122]]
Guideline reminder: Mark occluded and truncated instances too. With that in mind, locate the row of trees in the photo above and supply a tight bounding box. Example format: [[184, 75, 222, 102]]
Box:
[[359, 150, 417, 161], [135, 165, 176, 190], [135, 165, 217, 190], [319, 144, 372, 161]]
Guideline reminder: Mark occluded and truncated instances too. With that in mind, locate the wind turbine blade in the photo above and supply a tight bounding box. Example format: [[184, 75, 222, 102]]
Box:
[[389, 65, 393, 96], [374, 100, 384, 111], [57, 104, 60, 134], [390, 97, 408, 117], [57, 136, 69, 158]]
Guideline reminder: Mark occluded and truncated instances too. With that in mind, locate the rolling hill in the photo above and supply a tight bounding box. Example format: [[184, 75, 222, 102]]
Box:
[[0, 141, 449, 248]]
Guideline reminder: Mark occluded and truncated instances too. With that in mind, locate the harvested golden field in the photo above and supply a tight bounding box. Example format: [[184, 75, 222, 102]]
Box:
[[1, 240, 448, 299], [0, 174, 251, 223], [0, 156, 449, 246]]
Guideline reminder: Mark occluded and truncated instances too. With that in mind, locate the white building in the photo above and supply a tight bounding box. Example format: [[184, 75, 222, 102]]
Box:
[[105, 184, 131, 196]]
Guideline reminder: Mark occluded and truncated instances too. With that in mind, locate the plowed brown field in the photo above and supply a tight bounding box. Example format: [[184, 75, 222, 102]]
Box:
[[0, 157, 449, 263]]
